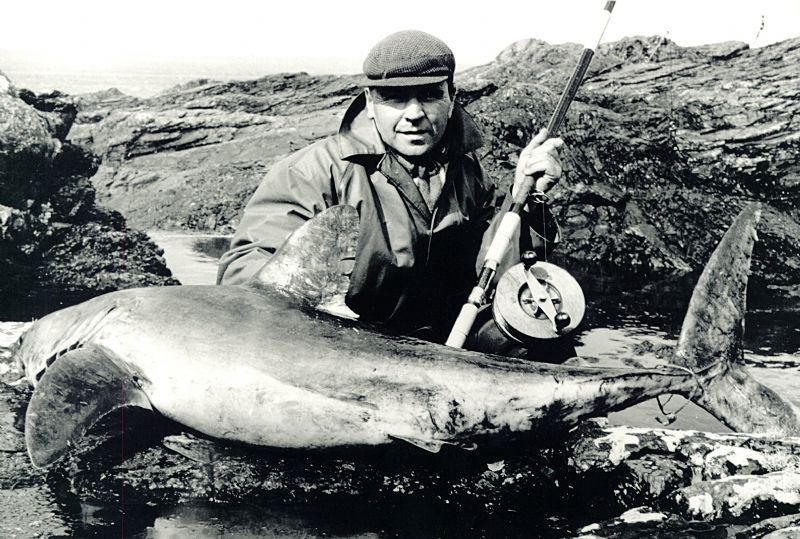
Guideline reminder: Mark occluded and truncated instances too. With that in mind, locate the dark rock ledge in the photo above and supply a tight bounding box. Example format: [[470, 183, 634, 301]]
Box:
[[0, 71, 178, 320]]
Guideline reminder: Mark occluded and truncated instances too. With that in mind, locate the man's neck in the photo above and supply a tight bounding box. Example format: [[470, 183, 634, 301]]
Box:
[[389, 147, 446, 170]]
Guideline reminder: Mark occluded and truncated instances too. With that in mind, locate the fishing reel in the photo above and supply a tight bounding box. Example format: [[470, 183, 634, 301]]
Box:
[[494, 251, 585, 342], [466, 251, 585, 360]]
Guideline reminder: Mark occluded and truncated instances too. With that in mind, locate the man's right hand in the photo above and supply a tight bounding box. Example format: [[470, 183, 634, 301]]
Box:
[[512, 128, 564, 198]]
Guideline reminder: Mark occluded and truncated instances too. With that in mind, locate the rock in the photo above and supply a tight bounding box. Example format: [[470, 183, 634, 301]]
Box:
[[567, 420, 800, 527], [61, 37, 800, 283], [459, 36, 800, 283], [574, 506, 800, 538], [573, 507, 708, 538], [736, 514, 800, 538], [67, 74, 361, 234], [0, 90, 60, 206], [17, 89, 77, 140], [670, 471, 800, 522], [0, 80, 178, 320]]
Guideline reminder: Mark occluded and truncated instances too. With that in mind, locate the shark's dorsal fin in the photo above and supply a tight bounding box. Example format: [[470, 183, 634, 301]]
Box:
[[247, 205, 360, 313], [25, 345, 152, 468]]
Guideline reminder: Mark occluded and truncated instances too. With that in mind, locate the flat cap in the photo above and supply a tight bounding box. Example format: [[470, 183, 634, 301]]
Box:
[[362, 30, 455, 87]]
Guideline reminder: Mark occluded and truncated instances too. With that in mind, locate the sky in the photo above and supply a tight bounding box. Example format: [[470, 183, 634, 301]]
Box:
[[2, 0, 798, 73]]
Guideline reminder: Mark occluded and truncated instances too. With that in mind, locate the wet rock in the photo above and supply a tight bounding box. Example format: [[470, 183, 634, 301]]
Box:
[[68, 74, 360, 234], [670, 471, 800, 523], [578, 509, 800, 538], [564, 420, 800, 526], [0, 487, 73, 538], [573, 507, 722, 538], [736, 514, 800, 538], [0, 79, 178, 320], [570, 422, 800, 477], [66, 426, 568, 514], [0, 386, 26, 453]]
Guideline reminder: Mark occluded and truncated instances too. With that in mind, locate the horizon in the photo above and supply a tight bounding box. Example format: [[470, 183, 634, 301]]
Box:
[[4, 31, 797, 98], [3, 0, 798, 96]]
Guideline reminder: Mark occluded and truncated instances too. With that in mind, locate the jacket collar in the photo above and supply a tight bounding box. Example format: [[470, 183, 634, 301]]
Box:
[[337, 91, 484, 164]]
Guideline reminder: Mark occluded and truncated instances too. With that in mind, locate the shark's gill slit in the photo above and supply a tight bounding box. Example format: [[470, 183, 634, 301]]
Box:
[[38, 342, 84, 382]]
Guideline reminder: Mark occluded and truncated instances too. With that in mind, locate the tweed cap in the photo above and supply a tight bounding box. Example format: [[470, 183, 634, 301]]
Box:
[[362, 30, 455, 87]]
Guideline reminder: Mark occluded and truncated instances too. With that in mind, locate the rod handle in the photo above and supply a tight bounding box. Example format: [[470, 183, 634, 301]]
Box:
[[446, 302, 481, 348]]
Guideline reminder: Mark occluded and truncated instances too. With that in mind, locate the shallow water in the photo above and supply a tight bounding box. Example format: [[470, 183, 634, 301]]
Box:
[[147, 232, 231, 286], [2, 233, 799, 537]]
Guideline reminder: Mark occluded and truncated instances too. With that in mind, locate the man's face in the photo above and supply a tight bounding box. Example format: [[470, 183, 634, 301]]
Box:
[[365, 82, 454, 158]]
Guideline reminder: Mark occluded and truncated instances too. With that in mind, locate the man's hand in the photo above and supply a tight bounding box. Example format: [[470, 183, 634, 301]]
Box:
[[513, 128, 565, 197]]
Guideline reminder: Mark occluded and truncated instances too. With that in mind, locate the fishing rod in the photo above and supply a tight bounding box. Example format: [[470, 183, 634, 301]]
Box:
[[446, 0, 617, 349]]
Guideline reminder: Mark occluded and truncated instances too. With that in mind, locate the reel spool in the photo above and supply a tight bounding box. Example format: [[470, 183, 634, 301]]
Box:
[[492, 259, 585, 344]]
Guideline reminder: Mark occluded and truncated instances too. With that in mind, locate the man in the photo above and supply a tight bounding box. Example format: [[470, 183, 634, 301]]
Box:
[[218, 30, 564, 343]]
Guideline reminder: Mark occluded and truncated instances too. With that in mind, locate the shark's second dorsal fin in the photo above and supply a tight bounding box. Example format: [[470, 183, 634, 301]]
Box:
[[25, 345, 153, 468], [389, 434, 446, 453], [247, 205, 360, 312]]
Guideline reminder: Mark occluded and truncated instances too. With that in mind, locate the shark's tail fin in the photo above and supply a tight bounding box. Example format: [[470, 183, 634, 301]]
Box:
[[672, 204, 800, 435]]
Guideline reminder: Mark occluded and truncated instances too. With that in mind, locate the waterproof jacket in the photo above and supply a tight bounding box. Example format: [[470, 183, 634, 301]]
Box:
[[217, 92, 557, 342]]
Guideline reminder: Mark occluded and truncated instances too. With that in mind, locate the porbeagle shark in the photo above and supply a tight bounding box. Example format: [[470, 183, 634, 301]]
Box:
[[13, 204, 800, 468]]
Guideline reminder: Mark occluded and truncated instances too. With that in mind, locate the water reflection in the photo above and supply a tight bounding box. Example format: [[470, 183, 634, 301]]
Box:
[[570, 267, 800, 357], [103, 499, 570, 538], [147, 233, 232, 286], [125, 503, 384, 538], [192, 236, 233, 261]]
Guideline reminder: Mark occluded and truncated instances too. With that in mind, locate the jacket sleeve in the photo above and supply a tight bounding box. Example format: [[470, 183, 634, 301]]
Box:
[[216, 154, 337, 285]]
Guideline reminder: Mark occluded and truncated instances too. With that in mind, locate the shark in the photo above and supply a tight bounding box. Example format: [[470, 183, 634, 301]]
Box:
[[13, 203, 800, 468]]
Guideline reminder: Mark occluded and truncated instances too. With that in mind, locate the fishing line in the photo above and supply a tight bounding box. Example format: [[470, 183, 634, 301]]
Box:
[[654, 363, 706, 425]]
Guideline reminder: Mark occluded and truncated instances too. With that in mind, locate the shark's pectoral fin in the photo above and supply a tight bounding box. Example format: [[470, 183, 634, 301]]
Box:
[[25, 345, 152, 468], [162, 433, 218, 465], [389, 434, 447, 453]]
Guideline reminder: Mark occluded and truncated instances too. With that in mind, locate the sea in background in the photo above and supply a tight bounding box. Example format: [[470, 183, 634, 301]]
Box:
[[0, 49, 363, 97]]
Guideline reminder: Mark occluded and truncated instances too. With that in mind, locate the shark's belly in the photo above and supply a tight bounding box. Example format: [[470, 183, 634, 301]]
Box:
[[143, 363, 391, 448], [82, 286, 427, 447]]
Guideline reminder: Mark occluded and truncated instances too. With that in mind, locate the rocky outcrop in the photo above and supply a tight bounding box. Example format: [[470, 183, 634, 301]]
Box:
[[68, 75, 361, 232], [62, 36, 800, 285], [460, 36, 800, 281], [0, 73, 177, 320]]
